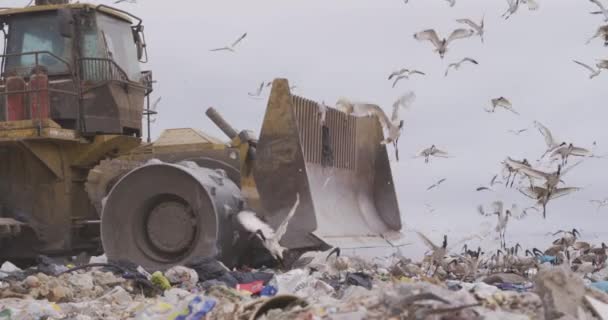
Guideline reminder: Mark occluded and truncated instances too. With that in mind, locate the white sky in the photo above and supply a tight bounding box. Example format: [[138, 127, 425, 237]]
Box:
[[3, 0, 608, 249]]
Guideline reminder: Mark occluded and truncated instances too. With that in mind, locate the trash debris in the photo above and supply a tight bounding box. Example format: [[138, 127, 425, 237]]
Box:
[[151, 271, 171, 290], [0, 262, 21, 273], [1, 232, 607, 320], [165, 266, 199, 288]]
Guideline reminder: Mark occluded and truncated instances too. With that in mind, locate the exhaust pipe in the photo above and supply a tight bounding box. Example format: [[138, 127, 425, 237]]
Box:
[[35, 0, 69, 5]]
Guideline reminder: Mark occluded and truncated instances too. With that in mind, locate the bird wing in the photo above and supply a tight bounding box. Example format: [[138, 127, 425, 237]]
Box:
[[478, 204, 492, 216], [416, 147, 431, 157], [444, 64, 456, 77], [455, 18, 476, 28], [236, 210, 275, 239], [437, 178, 447, 185], [432, 149, 450, 157], [357, 104, 391, 128], [533, 121, 557, 148], [210, 47, 231, 52], [550, 187, 581, 200], [273, 193, 300, 241], [519, 187, 543, 199], [574, 60, 598, 74], [409, 70, 426, 76], [518, 166, 550, 180], [392, 75, 406, 88], [463, 57, 479, 65], [493, 97, 512, 108], [391, 91, 416, 121], [590, 0, 607, 12], [231, 33, 247, 48], [491, 201, 504, 215], [447, 28, 475, 44], [414, 29, 443, 50], [416, 231, 439, 250], [248, 82, 265, 96], [388, 70, 400, 80], [570, 146, 592, 156]]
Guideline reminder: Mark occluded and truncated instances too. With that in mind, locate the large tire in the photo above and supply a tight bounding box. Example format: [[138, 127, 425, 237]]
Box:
[[100, 161, 242, 271]]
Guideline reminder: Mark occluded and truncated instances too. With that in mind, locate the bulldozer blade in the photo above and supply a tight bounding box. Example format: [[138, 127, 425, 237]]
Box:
[[253, 79, 403, 251]]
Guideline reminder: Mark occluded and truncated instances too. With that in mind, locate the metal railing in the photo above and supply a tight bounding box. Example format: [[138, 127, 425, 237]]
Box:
[[1, 50, 74, 77], [79, 57, 129, 83]]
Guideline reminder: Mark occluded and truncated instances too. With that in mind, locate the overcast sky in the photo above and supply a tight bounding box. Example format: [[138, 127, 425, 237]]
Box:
[[4, 0, 608, 250]]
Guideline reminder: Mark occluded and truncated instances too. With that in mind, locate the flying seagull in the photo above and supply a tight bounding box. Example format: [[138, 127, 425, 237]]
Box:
[[389, 69, 425, 87], [235, 193, 300, 263], [533, 120, 567, 158], [508, 128, 528, 135], [573, 58, 603, 79], [456, 17, 484, 43], [445, 57, 478, 77], [416, 145, 450, 163], [589, 0, 608, 22], [336, 99, 393, 131], [413, 28, 474, 59], [248, 81, 271, 97], [590, 198, 608, 212], [381, 91, 416, 161], [586, 25, 608, 46], [210, 33, 247, 52], [427, 178, 447, 191], [487, 97, 519, 115], [502, 0, 520, 19]]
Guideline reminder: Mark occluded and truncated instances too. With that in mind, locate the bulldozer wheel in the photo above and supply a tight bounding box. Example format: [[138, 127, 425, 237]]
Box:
[[85, 159, 143, 216], [101, 161, 241, 271]]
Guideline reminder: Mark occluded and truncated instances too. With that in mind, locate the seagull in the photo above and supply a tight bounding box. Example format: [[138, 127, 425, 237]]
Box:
[[549, 143, 593, 166], [388, 68, 425, 80], [502, 157, 538, 188], [502, 0, 520, 19], [114, 0, 136, 3], [508, 128, 528, 135], [589, 0, 608, 21], [235, 193, 300, 263], [444, 57, 478, 77], [487, 97, 519, 115], [573, 60, 603, 79], [413, 28, 474, 59], [389, 69, 425, 88], [427, 178, 447, 191], [478, 201, 524, 249], [416, 145, 450, 163], [476, 174, 502, 191], [590, 198, 608, 212], [533, 120, 567, 158], [381, 91, 416, 161], [425, 203, 437, 214], [586, 25, 608, 46], [519, 186, 580, 218], [456, 17, 484, 43], [248, 82, 270, 97], [336, 98, 391, 128], [210, 33, 247, 52], [417, 232, 448, 276]]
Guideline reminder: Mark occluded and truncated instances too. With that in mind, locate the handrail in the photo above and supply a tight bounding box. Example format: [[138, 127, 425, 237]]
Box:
[[78, 57, 129, 82], [0, 50, 73, 75]]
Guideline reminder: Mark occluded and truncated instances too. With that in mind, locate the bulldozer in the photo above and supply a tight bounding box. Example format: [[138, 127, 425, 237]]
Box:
[[0, 0, 404, 270]]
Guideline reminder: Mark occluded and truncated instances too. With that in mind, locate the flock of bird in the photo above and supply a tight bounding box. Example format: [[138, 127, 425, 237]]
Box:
[[203, 1, 608, 253], [418, 228, 608, 281]]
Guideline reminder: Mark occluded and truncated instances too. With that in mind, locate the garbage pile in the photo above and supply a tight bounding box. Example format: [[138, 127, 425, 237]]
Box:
[[1, 236, 607, 319]]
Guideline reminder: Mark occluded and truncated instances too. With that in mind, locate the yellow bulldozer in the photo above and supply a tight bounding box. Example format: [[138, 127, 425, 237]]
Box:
[[0, 0, 403, 270]]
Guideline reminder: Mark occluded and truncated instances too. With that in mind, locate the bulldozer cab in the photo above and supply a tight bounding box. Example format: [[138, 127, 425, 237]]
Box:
[[0, 3, 150, 136]]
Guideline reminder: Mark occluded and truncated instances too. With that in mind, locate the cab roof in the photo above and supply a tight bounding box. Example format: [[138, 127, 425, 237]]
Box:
[[0, 3, 132, 24]]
